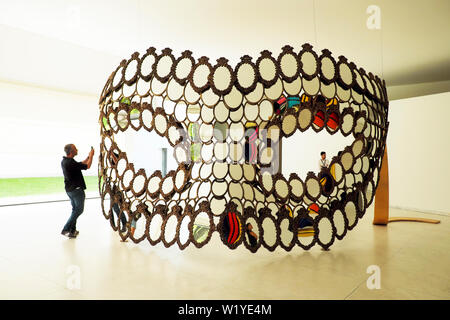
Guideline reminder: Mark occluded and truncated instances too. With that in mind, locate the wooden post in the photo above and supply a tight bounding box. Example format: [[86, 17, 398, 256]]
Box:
[[373, 145, 440, 225], [373, 146, 390, 225]]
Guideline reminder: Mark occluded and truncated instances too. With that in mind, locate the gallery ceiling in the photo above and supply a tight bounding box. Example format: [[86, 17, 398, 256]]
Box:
[[0, 0, 449, 99]]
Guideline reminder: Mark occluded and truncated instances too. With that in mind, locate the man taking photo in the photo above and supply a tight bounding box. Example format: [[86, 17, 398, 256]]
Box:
[[61, 144, 95, 238]]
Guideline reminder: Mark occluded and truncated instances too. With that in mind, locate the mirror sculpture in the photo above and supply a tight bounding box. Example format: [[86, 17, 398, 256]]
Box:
[[98, 44, 389, 251]]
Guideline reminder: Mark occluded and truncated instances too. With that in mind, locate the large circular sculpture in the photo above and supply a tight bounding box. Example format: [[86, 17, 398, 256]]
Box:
[[98, 43, 389, 251]]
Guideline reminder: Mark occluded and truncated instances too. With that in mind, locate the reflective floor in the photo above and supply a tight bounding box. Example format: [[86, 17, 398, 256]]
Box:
[[0, 198, 448, 299]]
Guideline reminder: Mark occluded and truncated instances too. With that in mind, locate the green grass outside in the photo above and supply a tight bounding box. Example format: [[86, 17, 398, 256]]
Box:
[[0, 176, 99, 198]]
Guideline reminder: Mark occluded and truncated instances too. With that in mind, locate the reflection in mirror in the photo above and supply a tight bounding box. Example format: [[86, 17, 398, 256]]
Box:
[[243, 163, 256, 181], [259, 100, 273, 121], [212, 161, 228, 179], [214, 101, 229, 123], [261, 171, 273, 192], [151, 77, 167, 95], [199, 123, 213, 143], [201, 105, 214, 123], [202, 88, 220, 107], [117, 109, 128, 129], [298, 108, 313, 130], [280, 53, 298, 78], [187, 104, 201, 122], [333, 209, 346, 238], [290, 177, 304, 199], [193, 212, 211, 244], [148, 175, 161, 195], [345, 201, 357, 228], [213, 66, 232, 91], [164, 215, 178, 243], [174, 169, 186, 190], [275, 178, 289, 199], [298, 218, 315, 246], [192, 64, 210, 89], [212, 180, 227, 197], [167, 78, 184, 101], [226, 181, 241, 198], [321, 57, 335, 80], [154, 114, 167, 135], [306, 177, 320, 199], [245, 82, 264, 104], [210, 197, 227, 215], [303, 77, 320, 95], [301, 52, 317, 75], [229, 164, 243, 181], [184, 82, 200, 104], [175, 57, 193, 80], [279, 218, 294, 247], [213, 122, 228, 142], [262, 217, 277, 248], [132, 174, 146, 195], [259, 58, 276, 82], [341, 151, 354, 172], [237, 63, 255, 90], [245, 217, 259, 248], [122, 169, 134, 189], [330, 162, 343, 183], [178, 215, 191, 247], [140, 54, 155, 78], [224, 87, 243, 110], [229, 106, 244, 122], [149, 213, 163, 242], [222, 211, 242, 246], [265, 78, 283, 100], [317, 217, 333, 247], [341, 113, 354, 135], [161, 175, 174, 195]]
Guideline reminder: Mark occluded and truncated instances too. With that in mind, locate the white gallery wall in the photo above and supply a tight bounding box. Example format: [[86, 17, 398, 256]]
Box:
[[0, 81, 99, 178], [387, 91, 450, 214]]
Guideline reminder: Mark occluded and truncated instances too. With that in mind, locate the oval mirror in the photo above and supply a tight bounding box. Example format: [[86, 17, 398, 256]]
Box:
[[244, 217, 260, 249], [192, 211, 211, 246], [261, 216, 277, 249], [163, 214, 178, 245], [148, 213, 163, 243]]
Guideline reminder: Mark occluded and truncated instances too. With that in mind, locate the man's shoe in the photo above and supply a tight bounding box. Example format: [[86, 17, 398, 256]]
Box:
[[68, 231, 77, 238], [74, 230, 80, 236], [61, 230, 70, 236]]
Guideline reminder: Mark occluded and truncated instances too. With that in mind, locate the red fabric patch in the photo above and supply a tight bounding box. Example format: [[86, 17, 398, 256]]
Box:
[[313, 110, 325, 127]]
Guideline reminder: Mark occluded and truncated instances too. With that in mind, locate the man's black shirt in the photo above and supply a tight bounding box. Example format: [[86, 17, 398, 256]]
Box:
[[61, 156, 88, 192]]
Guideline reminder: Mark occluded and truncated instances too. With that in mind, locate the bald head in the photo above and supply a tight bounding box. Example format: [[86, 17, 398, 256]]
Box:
[[64, 144, 78, 157]]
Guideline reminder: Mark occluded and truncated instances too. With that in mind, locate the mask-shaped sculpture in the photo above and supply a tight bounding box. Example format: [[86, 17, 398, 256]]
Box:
[[98, 44, 389, 251]]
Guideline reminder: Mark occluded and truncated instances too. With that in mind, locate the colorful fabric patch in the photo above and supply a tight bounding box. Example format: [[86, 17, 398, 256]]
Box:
[[190, 143, 201, 162], [287, 96, 301, 109], [188, 122, 199, 142], [313, 110, 325, 128], [308, 203, 319, 215], [273, 96, 287, 115], [120, 97, 131, 105], [224, 212, 242, 245], [327, 112, 339, 130]]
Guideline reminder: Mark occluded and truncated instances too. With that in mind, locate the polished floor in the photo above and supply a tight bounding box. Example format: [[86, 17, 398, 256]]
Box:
[[0, 198, 448, 300]]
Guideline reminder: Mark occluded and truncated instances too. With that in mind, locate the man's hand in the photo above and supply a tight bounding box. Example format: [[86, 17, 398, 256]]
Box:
[[82, 146, 95, 169]]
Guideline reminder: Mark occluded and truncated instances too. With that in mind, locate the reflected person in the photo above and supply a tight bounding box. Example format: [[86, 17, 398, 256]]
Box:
[[109, 151, 128, 234], [246, 223, 258, 247], [318, 151, 329, 172]]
